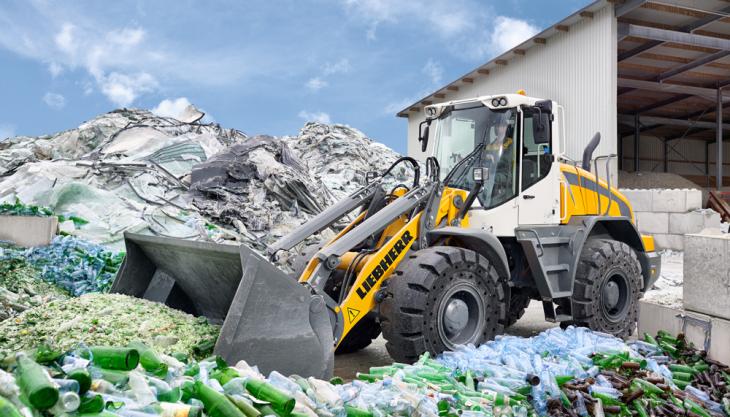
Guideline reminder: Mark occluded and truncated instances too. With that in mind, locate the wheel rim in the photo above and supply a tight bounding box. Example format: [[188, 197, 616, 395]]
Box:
[[437, 282, 485, 349], [600, 270, 630, 322]]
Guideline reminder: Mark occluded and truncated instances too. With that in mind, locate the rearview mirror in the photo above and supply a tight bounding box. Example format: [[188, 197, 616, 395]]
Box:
[[533, 112, 550, 144], [419, 120, 431, 152]]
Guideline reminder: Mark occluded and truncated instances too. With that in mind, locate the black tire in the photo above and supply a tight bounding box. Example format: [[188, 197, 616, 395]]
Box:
[[380, 246, 506, 363], [571, 238, 642, 338], [505, 289, 531, 327], [291, 243, 381, 354]]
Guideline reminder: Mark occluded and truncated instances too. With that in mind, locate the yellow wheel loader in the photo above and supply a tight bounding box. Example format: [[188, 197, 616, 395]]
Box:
[[112, 93, 661, 379]]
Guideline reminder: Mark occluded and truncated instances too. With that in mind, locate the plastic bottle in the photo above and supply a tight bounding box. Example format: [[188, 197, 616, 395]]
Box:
[[48, 391, 81, 415], [128, 372, 157, 407]]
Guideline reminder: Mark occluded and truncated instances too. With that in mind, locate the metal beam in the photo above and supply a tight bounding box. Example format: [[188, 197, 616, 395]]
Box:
[[632, 94, 691, 114], [618, 23, 730, 51], [635, 114, 641, 171], [618, 5, 730, 62], [663, 139, 669, 172], [619, 124, 661, 138], [615, 0, 648, 17], [619, 114, 730, 130], [658, 50, 730, 81], [617, 78, 730, 101], [665, 127, 711, 141], [718, 87, 724, 189]]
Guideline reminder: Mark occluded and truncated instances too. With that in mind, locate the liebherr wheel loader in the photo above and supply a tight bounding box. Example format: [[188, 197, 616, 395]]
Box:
[[112, 93, 661, 379]]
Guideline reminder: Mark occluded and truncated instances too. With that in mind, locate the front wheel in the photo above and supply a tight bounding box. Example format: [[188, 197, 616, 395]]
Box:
[[570, 239, 642, 338], [380, 246, 506, 363]]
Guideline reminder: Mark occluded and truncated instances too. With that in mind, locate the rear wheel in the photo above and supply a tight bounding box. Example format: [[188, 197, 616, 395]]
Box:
[[380, 246, 506, 363], [570, 239, 642, 338], [292, 243, 381, 354]]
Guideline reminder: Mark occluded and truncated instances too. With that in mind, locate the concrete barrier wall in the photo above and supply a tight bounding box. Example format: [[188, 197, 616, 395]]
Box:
[[620, 188, 723, 250], [683, 232, 730, 321], [0, 215, 58, 247], [639, 300, 730, 365]]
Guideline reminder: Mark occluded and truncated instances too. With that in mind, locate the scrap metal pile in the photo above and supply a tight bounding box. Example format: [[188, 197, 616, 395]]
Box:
[[0, 107, 409, 253], [1, 328, 729, 417]]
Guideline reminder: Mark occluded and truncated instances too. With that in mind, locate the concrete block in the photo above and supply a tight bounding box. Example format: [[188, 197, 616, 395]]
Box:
[[702, 210, 723, 230], [635, 211, 668, 234], [683, 233, 730, 320], [619, 189, 652, 212], [668, 212, 704, 235], [639, 300, 730, 365], [652, 233, 684, 251], [652, 189, 687, 213], [686, 189, 703, 211], [0, 215, 57, 247]]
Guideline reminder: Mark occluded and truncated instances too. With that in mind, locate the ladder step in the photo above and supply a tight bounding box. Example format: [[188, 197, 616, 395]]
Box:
[[550, 291, 573, 298], [546, 313, 573, 323], [544, 264, 569, 273], [540, 236, 571, 245]]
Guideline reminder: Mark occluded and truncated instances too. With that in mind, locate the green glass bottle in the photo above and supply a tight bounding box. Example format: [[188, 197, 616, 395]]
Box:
[[67, 368, 92, 394], [128, 342, 168, 377], [0, 395, 23, 417], [78, 393, 105, 413], [15, 353, 59, 410], [345, 405, 373, 417], [194, 380, 246, 417], [87, 347, 140, 371], [227, 394, 262, 417], [245, 379, 296, 416]]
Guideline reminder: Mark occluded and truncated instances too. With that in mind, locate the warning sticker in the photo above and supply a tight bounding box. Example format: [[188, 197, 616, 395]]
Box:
[[347, 307, 360, 323]]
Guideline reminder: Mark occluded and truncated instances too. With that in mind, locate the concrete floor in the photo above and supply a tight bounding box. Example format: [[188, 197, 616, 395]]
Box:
[[334, 301, 556, 379]]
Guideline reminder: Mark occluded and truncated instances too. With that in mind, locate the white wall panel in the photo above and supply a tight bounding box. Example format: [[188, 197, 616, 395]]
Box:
[[406, 5, 617, 180]]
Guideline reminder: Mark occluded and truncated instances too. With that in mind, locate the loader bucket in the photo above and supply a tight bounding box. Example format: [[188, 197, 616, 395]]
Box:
[[111, 233, 334, 378]]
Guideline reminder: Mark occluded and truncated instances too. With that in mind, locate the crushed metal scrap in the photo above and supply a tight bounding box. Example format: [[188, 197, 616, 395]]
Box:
[[0, 107, 411, 258]]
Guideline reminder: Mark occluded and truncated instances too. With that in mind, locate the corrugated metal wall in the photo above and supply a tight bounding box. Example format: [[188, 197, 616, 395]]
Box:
[[406, 4, 617, 179], [620, 134, 730, 185]]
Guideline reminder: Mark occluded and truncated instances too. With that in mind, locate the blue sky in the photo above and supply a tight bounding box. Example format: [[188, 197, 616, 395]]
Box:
[[0, 0, 590, 153]]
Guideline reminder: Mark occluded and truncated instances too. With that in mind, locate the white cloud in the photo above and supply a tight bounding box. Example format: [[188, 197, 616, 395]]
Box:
[[306, 77, 328, 91], [0, 124, 15, 141], [43, 92, 66, 109], [54, 23, 76, 54], [489, 16, 539, 55], [98, 72, 157, 107], [152, 97, 192, 118], [422, 59, 443, 85], [343, 1, 474, 40], [298, 110, 331, 124], [323, 58, 351, 76], [48, 62, 63, 77]]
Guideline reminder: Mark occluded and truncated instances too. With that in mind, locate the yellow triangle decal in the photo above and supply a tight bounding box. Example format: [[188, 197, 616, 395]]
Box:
[[347, 307, 360, 324]]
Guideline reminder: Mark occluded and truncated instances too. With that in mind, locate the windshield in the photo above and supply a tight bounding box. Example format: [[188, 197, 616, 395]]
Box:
[[433, 103, 518, 209]]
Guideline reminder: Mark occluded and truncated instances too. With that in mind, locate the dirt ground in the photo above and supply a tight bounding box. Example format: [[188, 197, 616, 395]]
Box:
[[334, 300, 557, 379]]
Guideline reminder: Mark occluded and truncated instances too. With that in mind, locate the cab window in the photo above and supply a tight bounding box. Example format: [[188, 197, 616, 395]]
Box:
[[521, 108, 552, 191]]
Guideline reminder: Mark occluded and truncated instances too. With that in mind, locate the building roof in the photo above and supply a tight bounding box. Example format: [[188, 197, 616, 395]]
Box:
[[395, 0, 607, 118]]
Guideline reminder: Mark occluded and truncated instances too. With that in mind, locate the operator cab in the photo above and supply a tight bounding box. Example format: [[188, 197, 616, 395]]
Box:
[[421, 93, 564, 235]]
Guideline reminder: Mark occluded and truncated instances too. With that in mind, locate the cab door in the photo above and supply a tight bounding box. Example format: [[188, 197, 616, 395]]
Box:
[[517, 107, 560, 226]]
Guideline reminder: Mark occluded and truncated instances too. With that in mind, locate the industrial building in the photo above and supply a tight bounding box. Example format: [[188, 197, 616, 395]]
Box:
[[399, 0, 729, 190]]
